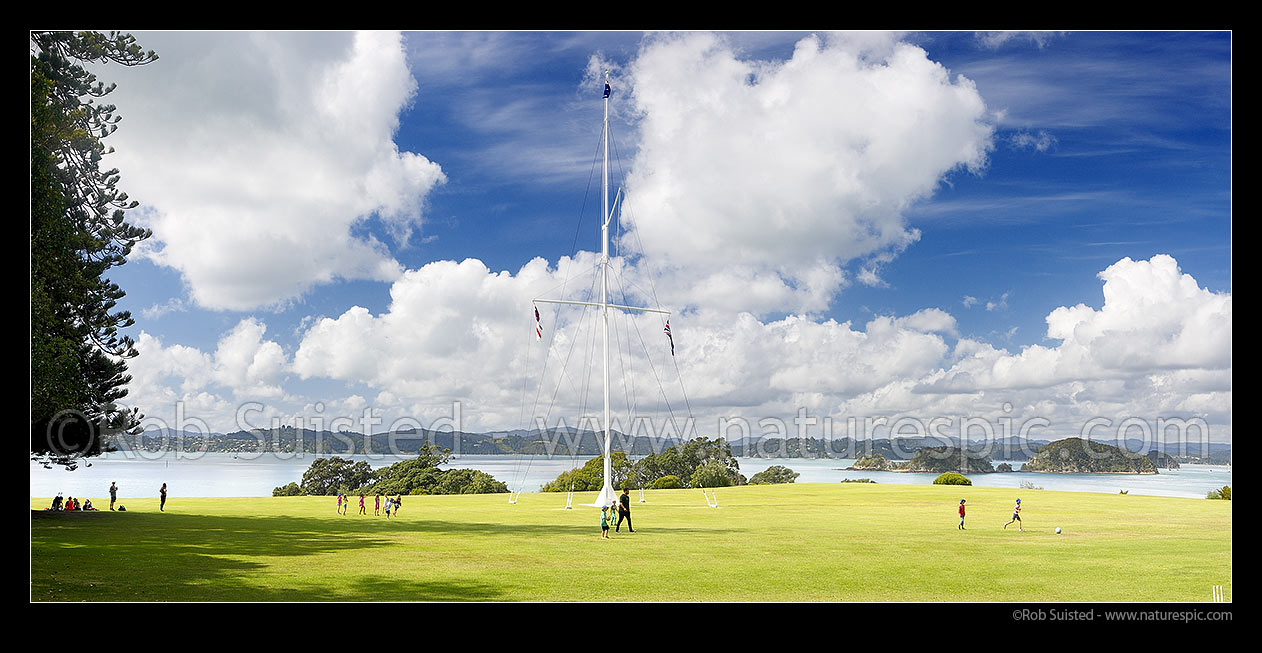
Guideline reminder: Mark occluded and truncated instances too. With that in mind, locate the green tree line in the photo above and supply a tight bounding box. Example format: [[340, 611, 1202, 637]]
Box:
[[542, 437, 752, 491], [273, 443, 508, 496]]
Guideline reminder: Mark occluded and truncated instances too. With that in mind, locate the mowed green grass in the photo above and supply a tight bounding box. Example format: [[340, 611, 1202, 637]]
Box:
[[31, 484, 1231, 602]]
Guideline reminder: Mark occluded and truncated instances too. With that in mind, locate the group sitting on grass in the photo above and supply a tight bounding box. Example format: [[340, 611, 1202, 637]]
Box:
[[44, 494, 97, 512]]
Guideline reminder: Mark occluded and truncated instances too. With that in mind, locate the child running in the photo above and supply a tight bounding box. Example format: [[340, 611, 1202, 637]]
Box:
[[1003, 498, 1024, 531], [385, 496, 393, 520], [958, 499, 966, 530]]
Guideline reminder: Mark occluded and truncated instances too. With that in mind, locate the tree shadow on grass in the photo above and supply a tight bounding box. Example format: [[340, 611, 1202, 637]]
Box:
[[32, 512, 512, 601], [31, 511, 733, 601]]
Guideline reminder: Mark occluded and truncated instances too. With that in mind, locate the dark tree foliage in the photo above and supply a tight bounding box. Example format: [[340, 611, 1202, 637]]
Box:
[[31, 32, 157, 469], [630, 437, 744, 489], [367, 443, 452, 495], [428, 468, 509, 495], [546, 437, 746, 492], [283, 444, 510, 496], [747, 464, 799, 485], [299, 457, 376, 496], [272, 482, 302, 497], [540, 452, 634, 492]]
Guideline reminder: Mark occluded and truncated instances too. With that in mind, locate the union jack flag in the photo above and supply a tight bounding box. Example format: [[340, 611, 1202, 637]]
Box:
[[664, 321, 674, 356]]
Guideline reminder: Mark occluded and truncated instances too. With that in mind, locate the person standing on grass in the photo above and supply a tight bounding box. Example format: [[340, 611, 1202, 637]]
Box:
[[385, 496, 393, 520], [394, 495, 402, 517], [109, 482, 118, 511], [337, 492, 345, 515], [359, 493, 366, 515], [160, 483, 168, 512], [616, 487, 634, 533], [957, 499, 966, 529], [1003, 498, 1024, 531], [374, 494, 381, 516], [600, 506, 611, 539]]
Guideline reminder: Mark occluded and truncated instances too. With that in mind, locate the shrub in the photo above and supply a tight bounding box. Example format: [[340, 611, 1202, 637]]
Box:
[[748, 465, 799, 485], [272, 482, 301, 497], [431, 468, 509, 495], [690, 459, 736, 488], [933, 472, 972, 486], [1207, 485, 1231, 500], [648, 475, 681, 489]]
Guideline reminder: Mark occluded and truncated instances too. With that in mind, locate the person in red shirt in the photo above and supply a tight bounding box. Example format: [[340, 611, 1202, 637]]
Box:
[[958, 499, 966, 530], [1004, 498, 1024, 531]]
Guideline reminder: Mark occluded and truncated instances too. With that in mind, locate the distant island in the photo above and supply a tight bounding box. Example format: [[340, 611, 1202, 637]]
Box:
[[845, 446, 1001, 474], [842, 441, 1178, 476], [1022, 438, 1158, 474]]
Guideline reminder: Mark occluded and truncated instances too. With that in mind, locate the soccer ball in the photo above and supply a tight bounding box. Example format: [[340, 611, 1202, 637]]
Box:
[[1055, 527, 1062, 534]]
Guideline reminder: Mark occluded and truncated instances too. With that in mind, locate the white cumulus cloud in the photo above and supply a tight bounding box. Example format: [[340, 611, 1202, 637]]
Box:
[[619, 31, 994, 316], [91, 31, 445, 311]]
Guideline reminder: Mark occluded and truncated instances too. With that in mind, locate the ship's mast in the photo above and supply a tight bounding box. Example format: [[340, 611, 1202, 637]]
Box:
[[535, 71, 668, 509], [599, 70, 614, 508]]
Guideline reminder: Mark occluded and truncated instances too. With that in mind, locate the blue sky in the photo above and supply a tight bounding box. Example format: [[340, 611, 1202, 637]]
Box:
[[88, 30, 1231, 444]]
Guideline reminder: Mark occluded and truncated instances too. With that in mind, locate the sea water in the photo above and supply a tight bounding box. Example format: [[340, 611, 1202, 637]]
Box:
[[29, 451, 1231, 502]]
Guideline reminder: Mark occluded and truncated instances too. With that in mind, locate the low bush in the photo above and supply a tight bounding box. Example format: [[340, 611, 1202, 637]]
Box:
[[272, 482, 301, 497], [1207, 485, 1231, 500], [648, 475, 682, 489]]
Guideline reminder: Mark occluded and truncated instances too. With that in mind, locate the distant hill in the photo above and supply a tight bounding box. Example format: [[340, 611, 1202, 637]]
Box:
[[112, 426, 682, 458], [1022, 438, 1158, 474], [729, 436, 1049, 461], [111, 428, 1224, 467]]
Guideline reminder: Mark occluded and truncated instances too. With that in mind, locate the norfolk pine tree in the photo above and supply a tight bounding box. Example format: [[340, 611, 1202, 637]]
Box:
[[31, 32, 157, 469]]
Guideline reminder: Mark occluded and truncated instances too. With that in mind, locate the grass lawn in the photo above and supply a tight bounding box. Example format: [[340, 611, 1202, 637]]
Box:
[[30, 483, 1231, 602]]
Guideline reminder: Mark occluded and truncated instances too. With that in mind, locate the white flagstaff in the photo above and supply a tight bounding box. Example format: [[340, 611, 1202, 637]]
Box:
[[534, 71, 668, 509]]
